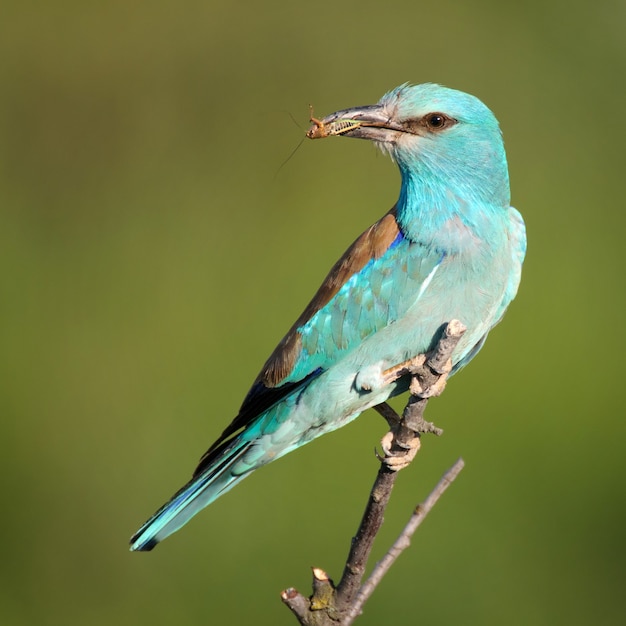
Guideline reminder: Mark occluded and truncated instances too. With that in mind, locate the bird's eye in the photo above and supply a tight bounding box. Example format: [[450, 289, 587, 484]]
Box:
[[424, 113, 451, 131]]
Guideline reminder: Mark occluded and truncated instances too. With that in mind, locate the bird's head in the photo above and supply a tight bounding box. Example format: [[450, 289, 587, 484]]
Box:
[[308, 83, 510, 210]]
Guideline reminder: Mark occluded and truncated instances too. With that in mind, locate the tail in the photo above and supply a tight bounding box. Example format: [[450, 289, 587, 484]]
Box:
[[129, 437, 250, 551]]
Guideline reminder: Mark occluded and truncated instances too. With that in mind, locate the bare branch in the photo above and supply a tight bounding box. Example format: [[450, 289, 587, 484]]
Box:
[[281, 588, 312, 624], [343, 458, 466, 624], [335, 462, 400, 607], [281, 320, 467, 625]]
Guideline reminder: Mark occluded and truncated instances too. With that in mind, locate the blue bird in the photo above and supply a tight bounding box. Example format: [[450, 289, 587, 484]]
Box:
[[130, 83, 526, 551]]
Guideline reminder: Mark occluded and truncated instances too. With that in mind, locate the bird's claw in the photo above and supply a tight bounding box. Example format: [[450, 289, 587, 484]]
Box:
[[379, 430, 421, 472], [374, 354, 451, 399], [357, 354, 451, 396]]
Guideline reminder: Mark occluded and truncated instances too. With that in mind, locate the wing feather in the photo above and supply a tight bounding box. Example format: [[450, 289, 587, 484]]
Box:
[[197, 206, 441, 465]]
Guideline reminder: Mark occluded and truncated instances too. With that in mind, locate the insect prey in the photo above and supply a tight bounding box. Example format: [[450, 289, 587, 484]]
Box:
[[306, 105, 362, 139]]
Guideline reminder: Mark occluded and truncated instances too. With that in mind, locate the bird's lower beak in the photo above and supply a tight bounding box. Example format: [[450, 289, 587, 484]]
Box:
[[306, 104, 406, 142]]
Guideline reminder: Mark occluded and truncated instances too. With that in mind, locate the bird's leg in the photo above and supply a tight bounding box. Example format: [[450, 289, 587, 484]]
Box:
[[381, 354, 453, 398], [356, 355, 426, 393], [380, 354, 427, 386]]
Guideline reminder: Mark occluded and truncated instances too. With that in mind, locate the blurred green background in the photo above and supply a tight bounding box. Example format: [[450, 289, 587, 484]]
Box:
[[1, 1, 624, 624]]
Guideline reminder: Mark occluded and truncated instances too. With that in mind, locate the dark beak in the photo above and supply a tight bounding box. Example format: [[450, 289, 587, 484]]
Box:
[[306, 104, 407, 142]]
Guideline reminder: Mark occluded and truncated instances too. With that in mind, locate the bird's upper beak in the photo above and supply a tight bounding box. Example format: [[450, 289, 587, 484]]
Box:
[[306, 104, 407, 142]]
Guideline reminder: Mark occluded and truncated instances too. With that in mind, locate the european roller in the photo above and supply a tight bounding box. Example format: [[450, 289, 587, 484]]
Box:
[[130, 83, 526, 551]]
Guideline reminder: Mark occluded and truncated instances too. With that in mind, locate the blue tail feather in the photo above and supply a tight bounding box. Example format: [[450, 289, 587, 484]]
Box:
[[130, 439, 250, 551]]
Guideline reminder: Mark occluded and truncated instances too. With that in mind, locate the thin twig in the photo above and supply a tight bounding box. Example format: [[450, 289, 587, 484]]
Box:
[[343, 458, 466, 625]]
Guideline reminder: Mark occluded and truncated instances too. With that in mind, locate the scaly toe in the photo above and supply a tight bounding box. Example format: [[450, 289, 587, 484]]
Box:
[[380, 432, 421, 471], [380, 431, 394, 456]]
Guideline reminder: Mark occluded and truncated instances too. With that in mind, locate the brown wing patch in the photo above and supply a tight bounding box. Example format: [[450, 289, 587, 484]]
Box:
[[260, 206, 400, 387], [195, 207, 401, 467]]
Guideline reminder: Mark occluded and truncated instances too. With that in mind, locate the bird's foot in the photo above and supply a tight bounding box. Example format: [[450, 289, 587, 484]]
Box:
[[381, 354, 427, 387], [355, 355, 429, 394], [379, 429, 421, 471], [365, 353, 451, 399], [408, 357, 453, 399]]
